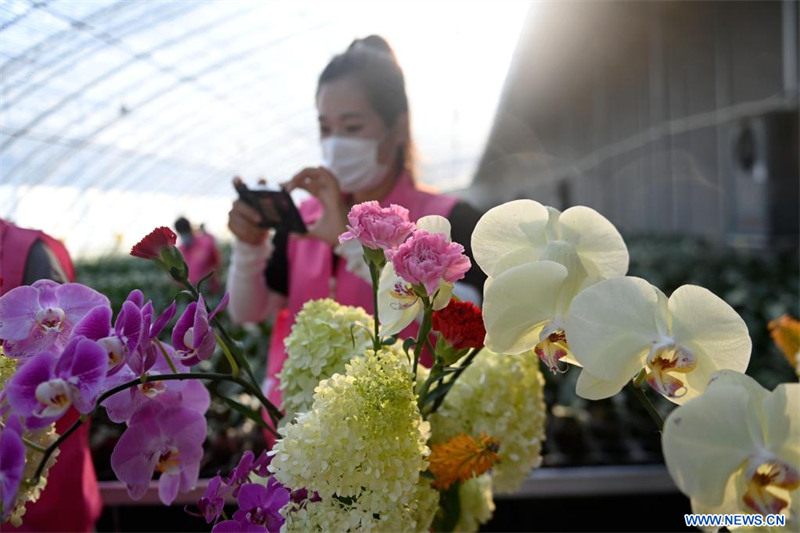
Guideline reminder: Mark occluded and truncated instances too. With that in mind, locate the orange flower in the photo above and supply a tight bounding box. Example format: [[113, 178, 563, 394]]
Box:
[[768, 315, 800, 369], [428, 433, 500, 490]]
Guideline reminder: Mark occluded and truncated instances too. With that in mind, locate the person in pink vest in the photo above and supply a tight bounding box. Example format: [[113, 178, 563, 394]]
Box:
[[175, 216, 222, 293], [226, 36, 486, 440], [0, 219, 103, 532]]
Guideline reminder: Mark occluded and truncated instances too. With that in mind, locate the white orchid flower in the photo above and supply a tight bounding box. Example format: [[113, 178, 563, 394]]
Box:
[[471, 199, 629, 283], [663, 370, 799, 527], [377, 215, 453, 337], [565, 276, 752, 404], [482, 259, 580, 372], [473, 200, 628, 372]]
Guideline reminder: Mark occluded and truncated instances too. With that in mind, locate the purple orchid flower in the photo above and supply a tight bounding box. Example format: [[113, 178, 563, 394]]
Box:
[[125, 292, 177, 375], [172, 294, 228, 366], [73, 300, 142, 376], [110, 402, 206, 505], [5, 336, 108, 429], [0, 280, 109, 358], [102, 354, 210, 424], [0, 416, 25, 521], [252, 450, 272, 478], [196, 475, 227, 524], [231, 480, 290, 533], [227, 450, 255, 496]]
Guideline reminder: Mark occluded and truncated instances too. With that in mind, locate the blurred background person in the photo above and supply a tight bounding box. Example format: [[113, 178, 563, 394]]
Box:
[[175, 216, 222, 293], [0, 218, 102, 532], [226, 35, 486, 434]]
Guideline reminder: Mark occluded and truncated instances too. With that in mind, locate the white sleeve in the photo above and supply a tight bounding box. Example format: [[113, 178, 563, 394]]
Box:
[[226, 238, 286, 324]]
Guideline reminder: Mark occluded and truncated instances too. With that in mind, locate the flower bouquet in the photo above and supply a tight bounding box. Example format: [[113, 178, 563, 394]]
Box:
[[1, 199, 797, 532]]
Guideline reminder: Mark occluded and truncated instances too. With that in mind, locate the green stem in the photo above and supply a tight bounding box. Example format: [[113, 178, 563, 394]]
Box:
[[428, 347, 482, 415], [417, 362, 443, 411], [369, 262, 382, 352], [153, 338, 178, 374], [215, 332, 239, 377], [32, 372, 282, 482], [21, 436, 48, 453], [627, 374, 664, 431], [412, 297, 433, 377]]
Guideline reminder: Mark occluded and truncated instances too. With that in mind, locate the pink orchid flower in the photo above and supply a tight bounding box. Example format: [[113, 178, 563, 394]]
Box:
[[5, 336, 108, 429], [111, 402, 206, 505], [0, 280, 109, 358]]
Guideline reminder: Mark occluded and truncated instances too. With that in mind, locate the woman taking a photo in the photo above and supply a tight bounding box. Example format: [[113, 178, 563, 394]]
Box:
[[226, 35, 485, 424]]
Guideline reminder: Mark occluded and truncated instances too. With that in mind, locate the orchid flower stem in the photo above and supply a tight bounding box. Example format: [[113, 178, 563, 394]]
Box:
[[368, 262, 382, 352], [412, 298, 433, 377], [627, 375, 664, 431], [32, 372, 282, 483], [153, 338, 179, 374]]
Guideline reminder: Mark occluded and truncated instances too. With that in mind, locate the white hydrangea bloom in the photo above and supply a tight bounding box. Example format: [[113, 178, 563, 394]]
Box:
[[454, 475, 496, 532], [271, 347, 430, 531], [429, 349, 546, 493], [278, 298, 373, 425]]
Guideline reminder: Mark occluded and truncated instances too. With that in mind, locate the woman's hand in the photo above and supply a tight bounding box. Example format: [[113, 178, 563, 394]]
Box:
[[283, 166, 348, 246], [228, 177, 272, 245]]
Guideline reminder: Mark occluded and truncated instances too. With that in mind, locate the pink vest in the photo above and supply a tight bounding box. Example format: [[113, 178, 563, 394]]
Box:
[[0, 219, 102, 532], [264, 174, 458, 429]]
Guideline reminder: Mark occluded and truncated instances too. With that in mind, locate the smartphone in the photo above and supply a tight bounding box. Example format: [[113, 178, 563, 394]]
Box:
[[234, 181, 307, 234]]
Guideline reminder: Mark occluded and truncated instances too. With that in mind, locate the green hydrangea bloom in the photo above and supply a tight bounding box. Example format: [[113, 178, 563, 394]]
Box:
[[0, 351, 17, 390], [271, 347, 430, 532], [1, 352, 60, 527], [454, 475, 495, 532], [278, 298, 373, 425], [429, 349, 546, 494], [282, 481, 439, 533]]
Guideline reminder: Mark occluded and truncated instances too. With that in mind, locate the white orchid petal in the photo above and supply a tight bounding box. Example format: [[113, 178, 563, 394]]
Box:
[[471, 199, 549, 277], [705, 369, 768, 400], [662, 385, 759, 506], [416, 215, 451, 238], [482, 261, 567, 354], [575, 369, 627, 400], [669, 285, 752, 378], [379, 301, 420, 337], [557, 206, 629, 279], [377, 263, 419, 336], [565, 276, 664, 381], [763, 383, 800, 466]]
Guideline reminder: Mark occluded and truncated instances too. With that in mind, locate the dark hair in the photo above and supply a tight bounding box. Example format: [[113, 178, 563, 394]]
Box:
[[174, 217, 191, 234], [317, 35, 414, 175]]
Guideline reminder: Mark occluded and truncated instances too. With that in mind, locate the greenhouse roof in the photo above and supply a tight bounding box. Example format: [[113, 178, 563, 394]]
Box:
[[0, 0, 528, 257]]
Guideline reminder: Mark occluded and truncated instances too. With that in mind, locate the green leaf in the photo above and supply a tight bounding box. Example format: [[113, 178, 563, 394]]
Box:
[[421, 381, 452, 407], [382, 336, 398, 346], [220, 396, 269, 430], [403, 338, 416, 356], [196, 270, 216, 292]]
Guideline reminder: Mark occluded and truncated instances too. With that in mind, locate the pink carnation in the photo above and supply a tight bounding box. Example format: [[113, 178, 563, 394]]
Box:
[[338, 201, 416, 250], [387, 230, 471, 296]]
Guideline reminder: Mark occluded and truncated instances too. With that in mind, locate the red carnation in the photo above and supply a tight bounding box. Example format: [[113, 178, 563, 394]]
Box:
[[130, 227, 177, 259], [432, 299, 486, 350]]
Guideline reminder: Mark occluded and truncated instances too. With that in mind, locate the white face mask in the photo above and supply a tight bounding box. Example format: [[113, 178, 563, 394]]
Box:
[[321, 136, 388, 193]]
